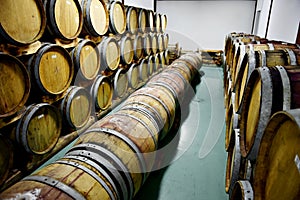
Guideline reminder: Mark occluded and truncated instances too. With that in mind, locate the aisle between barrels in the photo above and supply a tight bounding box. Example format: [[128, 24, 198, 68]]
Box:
[[134, 66, 227, 200]]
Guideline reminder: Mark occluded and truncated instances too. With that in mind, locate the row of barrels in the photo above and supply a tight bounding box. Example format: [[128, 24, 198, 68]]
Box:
[[224, 32, 300, 199], [0, 52, 202, 200], [0, 0, 167, 46]]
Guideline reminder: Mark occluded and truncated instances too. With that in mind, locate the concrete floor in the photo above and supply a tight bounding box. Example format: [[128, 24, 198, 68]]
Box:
[[134, 66, 227, 200]]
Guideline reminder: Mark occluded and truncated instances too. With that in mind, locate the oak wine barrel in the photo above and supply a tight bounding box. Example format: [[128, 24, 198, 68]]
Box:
[[157, 33, 164, 53], [253, 109, 300, 200], [229, 180, 254, 200], [119, 34, 134, 65], [80, 0, 109, 36], [146, 9, 155, 32], [125, 6, 138, 33], [127, 63, 140, 89], [71, 39, 100, 83], [142, 33, 152, 57], [133, 34, 144, 61], [113, 68, 128, 98], [138, 58, 149, 82], [108, 1, 126, 35], [239, 66, 300, 160], [161, 14, 167, 33], [164, 49, 170, 65], [150, 33, 158, 55], [98, 36, 120, 72], [60, 86, 92, 129], [0, 53, 31, 118], [27, 43, 74, 96], [0, 134, 14, 187], [0, 0, 46, 45], [153, 53, 161, 72], [234, 48, 300, 111], [138, 8, 147, 33], [147, 55, 155, 77], [154, 13, 161, 32], [162, 33, 169, 50], [90, 75, 113, 111], [44, 0, 83, 41], [16, 103, 62, 155]]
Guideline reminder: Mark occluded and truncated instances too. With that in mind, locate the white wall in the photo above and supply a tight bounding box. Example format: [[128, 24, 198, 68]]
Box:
[[267, 0, 300, 43], [157, 1, 256, 50], [124, 0, 154, 10]]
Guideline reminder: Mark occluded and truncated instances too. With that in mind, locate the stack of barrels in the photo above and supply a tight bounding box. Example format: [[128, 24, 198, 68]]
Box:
[[0, 52, 202, 200], [0, 0, 169, 191], [224, 32, 300, 199]]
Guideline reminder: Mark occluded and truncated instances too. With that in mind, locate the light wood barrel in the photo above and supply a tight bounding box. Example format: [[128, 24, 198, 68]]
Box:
[[108, 1, 126, 35], [27, 44, 74, 95], [124, 87, 176, 140], [133, 34, 144, 61], [90, 75, 113, 111], [147, 55, 155, 77], [71, 39, 100, 82], [253, 109, 300, 200], [127, 63, 140, 89], [138, 8, 147, 33], [138, 58, 149, 82], [0, 0, 46, 45], [239, 66, 300, 160], [154, 13, 161, 32], [80, 0, 109, 36], [98, 36, 120, 72], [164, 49, 170, 65], [232, 42, 300, 85], [225, 94, 239, 151], [16, 103, 62, 155], [146, 9, 155, 32], [157, 33, 164, 53], [229, 180, 254, 200], [125, 6, 138, 33], [60, 86, 92, 129], [153, 53, 161, 72], [72, 128, 144, 197], [119, 35, 134, 65], [162, 33, 169, 50], [234, 48, 300, 112], [142, 33, 152, 57], [113, 68, 128, 98], [161, 14, 167, 33], [0, 134, 14, 187], [0, 53, 31, 117], [44, 0, 83, 40], [150, 33, 158, 55]]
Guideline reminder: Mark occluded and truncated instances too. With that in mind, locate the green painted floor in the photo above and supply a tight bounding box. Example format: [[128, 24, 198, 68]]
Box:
[[134, 66, 227, 200]]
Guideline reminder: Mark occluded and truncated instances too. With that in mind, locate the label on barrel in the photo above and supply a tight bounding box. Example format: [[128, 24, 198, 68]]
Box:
[[294, 154, 300, 174]]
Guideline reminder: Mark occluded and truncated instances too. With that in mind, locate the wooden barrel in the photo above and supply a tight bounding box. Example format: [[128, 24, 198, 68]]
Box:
[[146, 9, 154, 32], [179, 52, 203, 70], [60, 86, 92, 129], [153, 53, 161, 72], [225, 94, 239, 151], [229, 180, 254, 200], [133, 34, 144, 61], [108, 1, 126, 35], [44, 0, 83, 41], [16, 103, 62, 155], [113, 68, 128, 98], [124, 87, 176, 140], [232, 42, 300, 85], [160, 14, 167, 33], [80, 0, 109, 36], [147, 55, 155, 77], [239, 66, 300, 160], [71, 128, 144, 197], [0, 155, 118, 200], [27, 44, 74, 96], [0, 134, 14, 187], [0, 0, 46, 45], [162, 33, 169, 50], [138, 58, 149, 82], [125, 6, 138, 33], [253, 109, 300, 200], [0, 53, 31, 118], [119, 35, 134, 65], [90, 75, 113, 111], [164, 49, 170, 65], [142, 33, 152, 57], [127, 63, 140, 89], [138, 8, 147, 33], [157, 33, 164, 53], [150, 33, 158, 55], [71, 39, 100, 82], [170, 59, 194, 81], [154, 13, 161, 32], [234, 48, 300, 112], [98, 36, 120, 72]]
